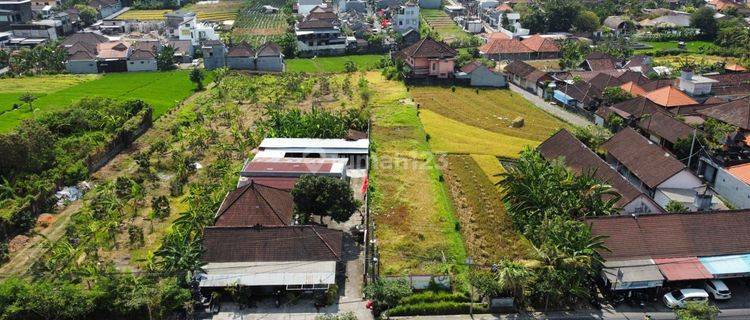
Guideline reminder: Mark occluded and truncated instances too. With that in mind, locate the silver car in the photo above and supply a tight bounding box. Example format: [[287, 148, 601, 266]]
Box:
[[663, 289, 709, 308], [704, 279, 732, 300]]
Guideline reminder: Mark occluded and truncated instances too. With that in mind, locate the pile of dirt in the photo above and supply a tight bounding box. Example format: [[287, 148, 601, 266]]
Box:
[[8, 235, 30, 253]]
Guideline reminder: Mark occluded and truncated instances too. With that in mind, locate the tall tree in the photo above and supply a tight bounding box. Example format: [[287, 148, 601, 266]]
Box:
[[189, 67, 204, 91], [542, 0, 581, 32], [156, 45, 176, 71], [691, 7, 718, 39], [574, 10, 600, 33], [291, 175, 361, 223], [75, 4, 98, 26]]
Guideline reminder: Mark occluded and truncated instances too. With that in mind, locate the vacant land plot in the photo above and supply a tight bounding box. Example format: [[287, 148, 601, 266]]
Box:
[[231, 0, 290, 45], [0, 74, 98, 113], [653, 54, 741, 69], [0, 71, 200, 132], [411, 87, 566, 157], [114, 9, 172, 20], [369, 73, 467, 275], [439, 155, 532, 265], [635, 40, 718, 54], [183, 0, 243, 22], [421, 9, 471, 43], [286, 55, 384, 73]]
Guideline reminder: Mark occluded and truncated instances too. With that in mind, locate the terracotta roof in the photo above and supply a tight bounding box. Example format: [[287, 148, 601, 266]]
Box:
[[725, 64, 747, 72], [601, 127, 685, 189], [586, 210, 750, 260], [97, 41, 130, 59], [640, 78, 675, 92], [617, 70, 649, 85], [644, 86, 698, 108], [256, 42, 282, 57], [654, 257, 713, 281], [215, 181, 293, 227], [538, 129, 655, 209], [503, 60, 536, 77], [227, 42, 255, 57], [706, 72, 750, 96], [488, 32, 510, 40], [496, 3, 512, 11], [698, 96, 750, 130], [202, 225, 343, 262], [480, 38, 532, 54], [620, 81, 647, 97], [401, 37, 457, 59], [460, 60, 483, 73], [726, 162, 750, 185], [521, 34, 559, 53]]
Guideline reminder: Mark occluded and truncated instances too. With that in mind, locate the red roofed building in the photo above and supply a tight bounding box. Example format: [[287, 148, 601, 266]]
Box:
[[398, 37, 457, 78], [479, 34, 559, 61]]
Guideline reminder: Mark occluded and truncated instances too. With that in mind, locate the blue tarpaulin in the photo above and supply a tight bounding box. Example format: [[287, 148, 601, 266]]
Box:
[[700, 254, 750, 278]]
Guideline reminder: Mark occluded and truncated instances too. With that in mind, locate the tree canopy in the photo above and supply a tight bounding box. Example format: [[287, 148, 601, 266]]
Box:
[[691, 7, 718, 39], [291, 175, 361, 223]]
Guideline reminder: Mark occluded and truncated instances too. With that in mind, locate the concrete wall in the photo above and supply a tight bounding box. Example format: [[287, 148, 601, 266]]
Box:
[[622, 195, 663, 214], [127, 59, 157, 72], [256, 56, 284, 72], [469, 66, 506, 87], [66, 60, 98, 74], [202, 45, 226, 70], [711, 164, 750, 209], [658, 170, 703, 189], [226, 57, 255, 70]]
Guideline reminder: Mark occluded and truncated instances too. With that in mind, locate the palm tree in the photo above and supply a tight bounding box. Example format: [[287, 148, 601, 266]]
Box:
[[495, 259, 532, 305]]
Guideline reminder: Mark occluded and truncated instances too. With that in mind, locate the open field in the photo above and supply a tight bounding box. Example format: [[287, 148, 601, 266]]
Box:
[[421, 9, 471, 43], [411, 87, 567, 157], [185, 0, 243, 21], [652, 54, 742, 69], [369, 73, 467, 275], [0, 74, 98, 113], [634, 40, 718, 54], [231, 0, 290, 45], [0, 70, 204, 132], [439, 154, 532, 265], [286, 55, 384, 73], [114, 9, 172, 20]]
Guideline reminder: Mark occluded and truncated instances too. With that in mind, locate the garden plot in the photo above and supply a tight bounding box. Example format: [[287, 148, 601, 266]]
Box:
[[182, 0, 243, 22], [438, 154, 532, 265], [368, 73, 467, 276], [114, 9, 172, 20], [420, 9, 471, 43], [231, 0, 290, 45]]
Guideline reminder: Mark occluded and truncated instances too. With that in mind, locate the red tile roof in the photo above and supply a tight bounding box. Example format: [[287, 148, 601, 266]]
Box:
[[214, 182, 293, 227], [480, 38, 533, 54], [644, 86, 698, 108], [202, 225, 343, 262], [586, 210, 750, 260], [601, 127, 686, 189], [620, 81, 647, 97], [654, 257, 713, 281], [521, 35, 559, 53]]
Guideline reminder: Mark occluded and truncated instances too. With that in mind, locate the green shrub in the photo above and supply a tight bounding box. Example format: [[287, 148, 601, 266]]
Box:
[[387, 301, 488, 316], [399, 291, 469, 305]]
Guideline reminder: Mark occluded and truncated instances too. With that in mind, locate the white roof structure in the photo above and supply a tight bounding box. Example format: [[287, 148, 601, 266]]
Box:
[[259, 138, 370, 155], [198, 261, 336, 288]]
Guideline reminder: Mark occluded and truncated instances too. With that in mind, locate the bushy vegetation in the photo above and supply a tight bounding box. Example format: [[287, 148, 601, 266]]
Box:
[[387, 301, 489, 316], [291, 175, 361, 223], [0, 98, 151, 243], [254, 107, 368, 139]]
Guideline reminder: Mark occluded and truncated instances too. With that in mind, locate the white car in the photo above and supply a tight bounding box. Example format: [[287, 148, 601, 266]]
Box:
[[663, 289, 709, 308], [704, 279, 732, 300]]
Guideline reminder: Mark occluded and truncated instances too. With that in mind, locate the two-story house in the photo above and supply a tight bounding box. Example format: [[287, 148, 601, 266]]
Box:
[[397, 37, 457, 78], [393, 0, 419, 33], [0, 0, 32, 32]]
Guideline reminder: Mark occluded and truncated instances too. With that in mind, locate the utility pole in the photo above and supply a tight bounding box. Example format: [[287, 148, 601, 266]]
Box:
[[687, 127, 697, 168]]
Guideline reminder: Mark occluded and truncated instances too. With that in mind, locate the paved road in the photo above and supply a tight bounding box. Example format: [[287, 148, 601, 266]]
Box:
[[508, 84, 591, 128], [391, 308, 750, 319]]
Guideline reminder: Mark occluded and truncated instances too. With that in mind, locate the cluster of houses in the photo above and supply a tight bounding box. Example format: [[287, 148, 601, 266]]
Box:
[[197, 135, 369, 296]]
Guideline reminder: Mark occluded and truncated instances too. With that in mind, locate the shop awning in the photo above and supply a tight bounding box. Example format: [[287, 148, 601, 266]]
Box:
[[700, 254, 750, 278], [602, 259, 664, 290], [655, 257, 713, 281], [198, 260, 337, 288]]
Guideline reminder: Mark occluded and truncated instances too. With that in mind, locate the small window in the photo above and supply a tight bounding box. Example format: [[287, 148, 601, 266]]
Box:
[[140, 61, 144, 64]]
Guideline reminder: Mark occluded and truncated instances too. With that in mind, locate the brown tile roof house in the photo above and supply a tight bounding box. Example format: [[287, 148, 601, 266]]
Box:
[[480, 34, 559, 60], [97, 41, 130, 60], [202, 225, 343, 262], [581, 52, 618, 71], [214, 181, 293, 227], [227, 42, 255, 57], [585, 210, 750, 260], [297, 19, 335, 29], [639, 78, 674, 92], [698, 96, 750, 130], [706, 72, 750, 97], [128, 49, 155, 60], [402, 37, 458, 58], [601, 127, 686, 189], [607, 97, 695, 145], [538, 129, 661, 212], [503, 60, 536, 77], [60, 32, 109, 55]]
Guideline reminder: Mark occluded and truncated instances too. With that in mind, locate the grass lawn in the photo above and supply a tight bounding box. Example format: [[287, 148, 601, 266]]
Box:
[[439, 154, 532, 265], [635, 40, 718, 54], [0, 70, 203, 133], [286, 55, 385, 73], [421, 9, 472, 42], [411, 87, 567, 157], [368, 72, 467, 275]]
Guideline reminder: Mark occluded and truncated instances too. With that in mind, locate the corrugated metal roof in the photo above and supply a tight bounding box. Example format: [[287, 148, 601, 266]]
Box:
[[603, 259, 664, 288], [259, 138, 369, 153], [700, 254, 750, 276], [198, 261, 336, 287]]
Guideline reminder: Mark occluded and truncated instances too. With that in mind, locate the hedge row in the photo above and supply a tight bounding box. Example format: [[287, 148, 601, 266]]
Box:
[[399, 291, 470, 305], [386, 302, 489, 316]]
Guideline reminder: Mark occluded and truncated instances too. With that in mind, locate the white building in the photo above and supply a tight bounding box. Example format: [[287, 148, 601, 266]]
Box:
[[256, 137, 369, 171], [175, 13, 220, 45], [393, 1, 419, 32], [678, 69, 718, 96]]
